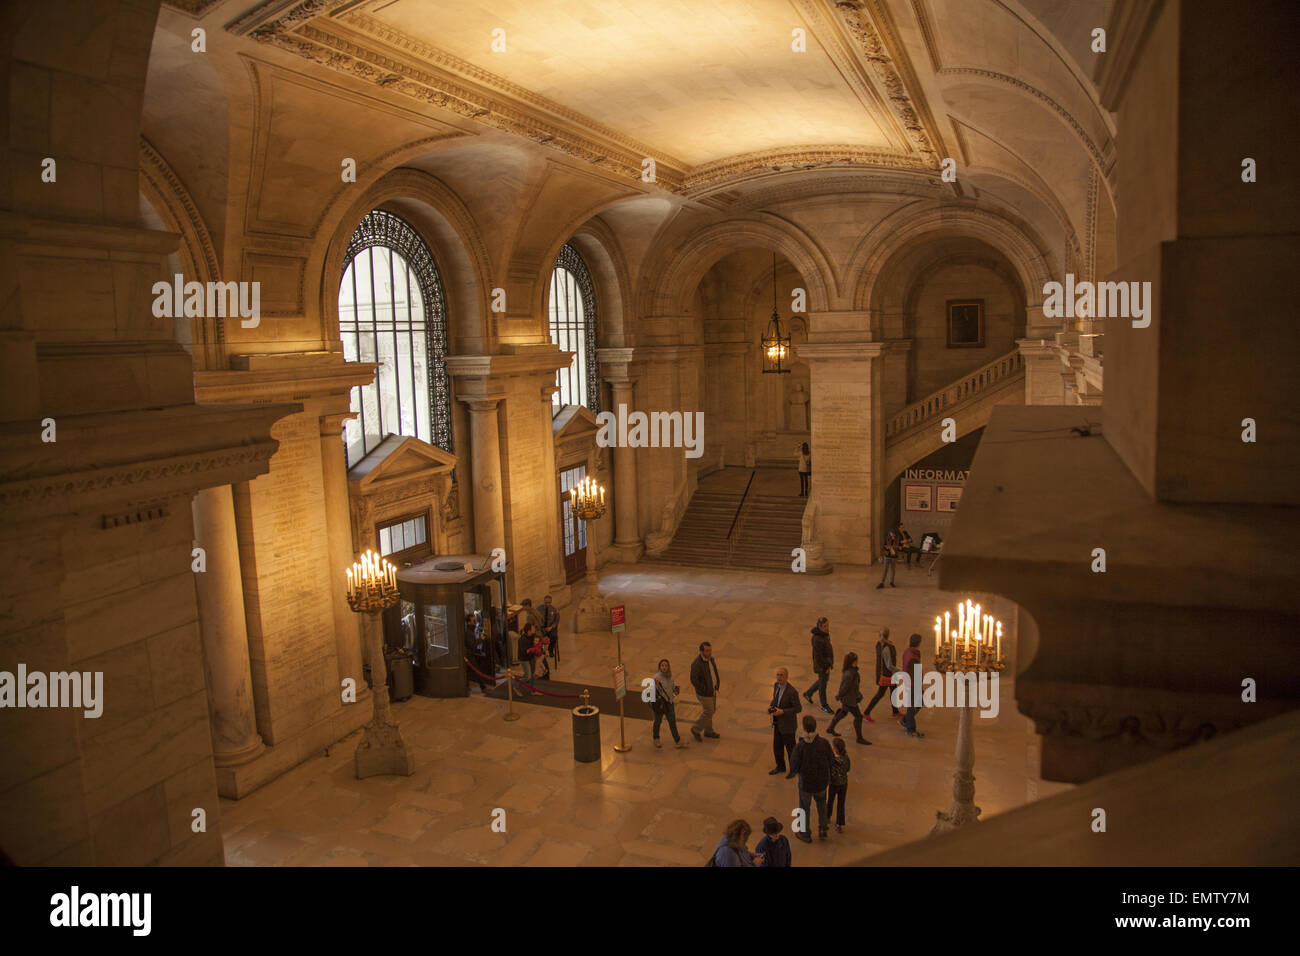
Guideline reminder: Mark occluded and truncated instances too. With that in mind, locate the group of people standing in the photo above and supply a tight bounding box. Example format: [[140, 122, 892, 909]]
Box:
[[502, 596, 561, 694], [707, 620, 929, 864]]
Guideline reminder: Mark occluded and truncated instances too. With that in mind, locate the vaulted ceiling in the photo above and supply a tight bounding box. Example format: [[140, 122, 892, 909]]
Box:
[[151, 0, 1117, 291]]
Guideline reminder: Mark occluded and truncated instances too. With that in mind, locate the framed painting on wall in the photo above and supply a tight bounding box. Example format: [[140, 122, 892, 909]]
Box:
[[946, 299, 985, 348]]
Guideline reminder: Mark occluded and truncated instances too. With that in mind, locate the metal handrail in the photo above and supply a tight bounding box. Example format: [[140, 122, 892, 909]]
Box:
[[725, 470, 757, 554]]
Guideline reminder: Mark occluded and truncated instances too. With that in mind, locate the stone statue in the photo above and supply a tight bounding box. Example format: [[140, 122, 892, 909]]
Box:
[[788, 381, 809, 432]]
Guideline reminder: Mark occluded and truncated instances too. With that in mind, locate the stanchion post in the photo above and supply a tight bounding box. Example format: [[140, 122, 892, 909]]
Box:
[[504, 668, 520, 722], [614, 626, 630, 753]]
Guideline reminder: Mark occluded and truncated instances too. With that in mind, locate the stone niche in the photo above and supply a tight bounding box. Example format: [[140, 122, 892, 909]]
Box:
[[346, 436, 460, 565]]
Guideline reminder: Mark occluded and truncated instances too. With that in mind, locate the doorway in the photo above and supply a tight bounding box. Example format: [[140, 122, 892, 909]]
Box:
[[558, 464, 588, 582]]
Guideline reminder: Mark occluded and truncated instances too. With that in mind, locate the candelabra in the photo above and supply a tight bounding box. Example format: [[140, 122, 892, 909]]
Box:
[[346, 549, 414, 779], [930, 599, 1006, 835], [569, 475, 606, 521]]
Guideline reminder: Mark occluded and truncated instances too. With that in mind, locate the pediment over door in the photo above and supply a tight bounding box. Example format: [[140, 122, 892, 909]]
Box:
[[553, 404, 602, 471], [347, 435, 460, 557], [348, 434, 457, 491]]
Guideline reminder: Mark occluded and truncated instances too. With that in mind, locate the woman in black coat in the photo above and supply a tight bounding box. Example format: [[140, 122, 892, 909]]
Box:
[[826, 651, 872, 745]]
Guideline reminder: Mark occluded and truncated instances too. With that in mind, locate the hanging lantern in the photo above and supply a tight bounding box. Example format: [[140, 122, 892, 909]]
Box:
[[760, 252, 791, 374]]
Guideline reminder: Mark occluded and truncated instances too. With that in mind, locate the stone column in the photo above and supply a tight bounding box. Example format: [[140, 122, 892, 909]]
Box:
[[354, 608, 414, 779], [464, 397, 507, 561], [607, 377, 643, 560], [796, 342, 885, 565], [538, 386, 572, 606], [1017, 338, 1066, 406], [319, 414, 367, 704], [931, 702, 981, 833], [191, 484, 265, 780]]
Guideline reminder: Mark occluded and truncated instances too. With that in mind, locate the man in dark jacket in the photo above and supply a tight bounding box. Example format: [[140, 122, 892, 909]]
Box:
[[790, 715, 835, 841], [540, 594, 560, 665], [803, 617, 834, 714], [768, 667, 802, 777], [689, 641, 721, 742]]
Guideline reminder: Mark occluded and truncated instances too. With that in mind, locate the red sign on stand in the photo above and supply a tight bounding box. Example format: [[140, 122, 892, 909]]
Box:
[[610, 605, 626, 631]]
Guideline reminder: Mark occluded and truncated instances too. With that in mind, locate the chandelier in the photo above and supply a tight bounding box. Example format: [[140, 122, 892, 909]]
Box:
[[346, 548, 400, 614], [570, 475, 606, 521], [760, 252, 791, 374]]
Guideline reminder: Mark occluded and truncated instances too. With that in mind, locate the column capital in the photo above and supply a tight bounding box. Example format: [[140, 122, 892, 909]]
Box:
[[319, 412, 355, 437], [461, 396, 504, 414], [795, 341, 887, 362]]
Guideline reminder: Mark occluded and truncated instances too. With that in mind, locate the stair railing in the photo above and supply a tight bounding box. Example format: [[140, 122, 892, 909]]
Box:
[[884, 349, 1024, 440], [725, 470, 756, 563]]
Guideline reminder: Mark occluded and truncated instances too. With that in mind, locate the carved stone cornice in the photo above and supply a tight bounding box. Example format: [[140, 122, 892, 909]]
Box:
[[232, 3, 685, 188], [444, 347, 568, 384], [683, 145, 927, 195], [194, 351, 376, 405], [823, 0, 944, 168], [0, 403, 298, 515]]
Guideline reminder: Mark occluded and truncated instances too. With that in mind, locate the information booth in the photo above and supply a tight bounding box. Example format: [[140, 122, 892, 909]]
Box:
[[389, 554, 508, 698]]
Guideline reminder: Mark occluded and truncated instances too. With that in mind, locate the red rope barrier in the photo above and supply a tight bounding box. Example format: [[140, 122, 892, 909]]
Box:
[[463, 658, 505, 683], [462, 658, 582, 699]]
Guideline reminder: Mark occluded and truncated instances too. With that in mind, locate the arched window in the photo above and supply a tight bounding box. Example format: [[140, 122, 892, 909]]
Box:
[[548, 242, 600, 413], [338, 209, 452, 467]]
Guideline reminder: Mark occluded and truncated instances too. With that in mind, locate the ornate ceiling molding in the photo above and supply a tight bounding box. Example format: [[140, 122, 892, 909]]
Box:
[[825, 0, 946, 168], [229, 1, 686, 188], [684, 145, 929, 195]]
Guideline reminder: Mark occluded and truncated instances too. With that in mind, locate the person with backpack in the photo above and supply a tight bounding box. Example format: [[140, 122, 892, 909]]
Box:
[[754, 817, 792, 866], [827, 737, 851, 833], [803, 617, 834, 714], [790, 715, 835, 842], [826, 651, 871, 744], [710, 819, 761, 866], [863, 628, 901, 722]]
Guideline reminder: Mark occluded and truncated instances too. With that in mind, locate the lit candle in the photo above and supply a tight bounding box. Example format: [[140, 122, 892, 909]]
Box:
[[944, 612, 950, 651], [934, 616, 941, 655], [346, 568, 353, 596], [957, 603, 964, 638], [996, 621, 1002, 661], [951, 631, 958, 664]]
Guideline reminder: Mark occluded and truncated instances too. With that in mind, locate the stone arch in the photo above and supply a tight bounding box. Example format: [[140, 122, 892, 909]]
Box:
[[639, 216, 837, 326], [849, 203, 1055, 320], [552, 216, 633, 349], [138, 137, 223, 369], [901, 252, 1027, 339], [318, 168, 491, 356]]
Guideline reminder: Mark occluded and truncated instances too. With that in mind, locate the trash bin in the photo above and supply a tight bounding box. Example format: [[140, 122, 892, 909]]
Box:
[[572, 703, 601, 762], [385, 646, 414, 702]]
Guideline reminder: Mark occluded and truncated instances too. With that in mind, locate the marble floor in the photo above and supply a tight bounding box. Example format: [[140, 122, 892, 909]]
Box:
[[220, 561, 1072, 866]]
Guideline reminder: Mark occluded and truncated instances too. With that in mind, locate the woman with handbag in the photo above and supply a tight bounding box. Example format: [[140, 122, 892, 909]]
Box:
[[826, 651, 872, 744], [650, 659, 688, 749], [863, 628, 901, 722]]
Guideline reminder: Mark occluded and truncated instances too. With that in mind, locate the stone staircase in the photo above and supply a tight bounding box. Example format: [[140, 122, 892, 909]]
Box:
[[655, 490, 738, 567], [652, 484, 805, 571], [730, 494, 804, 570]]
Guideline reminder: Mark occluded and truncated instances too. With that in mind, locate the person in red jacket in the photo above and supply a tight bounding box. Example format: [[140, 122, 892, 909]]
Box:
[[898, 633, 926, 738]]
